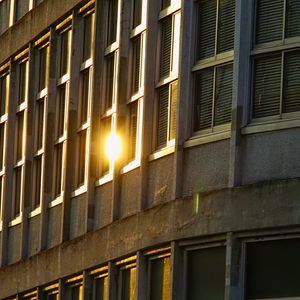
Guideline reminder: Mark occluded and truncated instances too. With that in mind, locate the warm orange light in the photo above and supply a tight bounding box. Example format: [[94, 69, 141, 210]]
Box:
[[105, 132, 122, 162]]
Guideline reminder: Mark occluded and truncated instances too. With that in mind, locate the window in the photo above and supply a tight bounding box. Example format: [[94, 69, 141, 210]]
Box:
[[186, 246, 226, 300], [15, 0, 30, 21], [252, 0, 300, 121], [99, 1, 120, 179], [116, 257, 137, 300], [75, 10, 94, 189], [32, 41, 48, 210], [12, 58, 28, 219], [42, 284, 59, 300], [65, 277, 83, 300], [156, 3, 180, 149], [91, 267, 109, 300], [193, 0, 235, 133], [146, 248, 171, 300], [21, 290, 37, 300], [53, 25, 71, 198], [246, 238, 300, 299], [0, 68, 8, 220]]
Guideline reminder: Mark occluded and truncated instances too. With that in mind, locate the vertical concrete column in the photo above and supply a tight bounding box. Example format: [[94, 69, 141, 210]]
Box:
[[170, 241, 184, 300], [228, 0, 253, 187], [225, 233, 242, 300], [139, 0, 160, 210], [171, 0, 193, 200], [0, 58, 17, 266], [20, 42, 35, 260], [136, 251, 147, 300], [39, 27, 57, 250], [61, 10, 83, 242]]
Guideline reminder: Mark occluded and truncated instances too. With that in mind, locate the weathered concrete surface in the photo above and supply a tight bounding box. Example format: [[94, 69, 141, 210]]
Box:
[[1, 178, 300, 298], [0, 0, 84, 64]]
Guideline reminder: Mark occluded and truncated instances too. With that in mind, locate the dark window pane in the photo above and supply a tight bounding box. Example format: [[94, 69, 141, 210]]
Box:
[[253, 54, 282, 118], [194, 68, 214, 131], [149, 257, 171, 300], [18, 61, 27, 105], [36, 99, 45, 151], [246, 239, 300, 299], [197, 0, 217, 60], [102, 117, 111, 175], [0, 74, 8, 117], [283, 50, 300, 113], [80, 70, 89, 125], [54, 143, 63, 197], [217, 0, 235, 53], [129, 102, 138, 161], [83, 14, 93, 62], [60, 30, 71, 76], [107, 0, 118, 45], [33, 156, 42, 209], [39, 46, 48, 91], [132, 36, 142, 95], [13, 166, 22, 218], [214, 63, 233, 126], [157, 85, 169, 148], [160, 16, 172, 79], [15, 0, 29, 20], [161, 0, 170, 10], [93, 276, 109, 300], [105, 54, 115, 109], [286, 0, 300, 38], [121, 268, 136, 300], [16, 112, 24, 162], [0, 123, 5, 170], [187, 247, 226, 300], [133, 0, 142, 28], [256, 0, 284, 44], [77, 130, 87, 187], [57, 85, 66, 138]]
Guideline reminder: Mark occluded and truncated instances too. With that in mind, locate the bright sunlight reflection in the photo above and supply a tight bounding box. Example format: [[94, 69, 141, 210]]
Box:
[[105, 132, 122, 163]]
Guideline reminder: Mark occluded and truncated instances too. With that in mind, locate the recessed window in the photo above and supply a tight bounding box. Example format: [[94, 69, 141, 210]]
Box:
[[186, 246, 226, 300], [192, 0, 235, 134], [132, 0, 142, 28], [65, 279, 83, 300], [107, 0, 118, 45], [91, 268, 109, 300]]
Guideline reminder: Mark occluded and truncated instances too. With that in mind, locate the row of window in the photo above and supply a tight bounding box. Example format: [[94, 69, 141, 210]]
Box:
[[1, 0, 300, 221], [7, 237, 300, 300]]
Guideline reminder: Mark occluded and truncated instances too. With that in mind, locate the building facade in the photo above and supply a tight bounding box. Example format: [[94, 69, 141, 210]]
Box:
[[0, 0, 300, 299]]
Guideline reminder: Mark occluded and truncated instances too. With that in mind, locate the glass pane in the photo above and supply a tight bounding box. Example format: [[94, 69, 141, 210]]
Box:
[[54, 143, 63, 197], [256, 0, 284, 44], [93, 276, 109, 300], [57, 85, 66, 139], [83, 14, 93, 62], [121, 267, 136, 300], [80, 70, 89, 125], [133, 0, 142, 28], [33, 156, 42, 209], [36, 99, 45, 152], [128, 102, 138, 161], [15, 0, 30, 20], [60, 30, 71, 76], [160, 16, 172, 79], [102, 117, 111, 175], [169, 81, 177, 140], [77, 130, 87, 187], [194, 68, 214, 131], [0, 123, 5, 171], [13, 166, 22, 218], [0, 74, 8, 117], [286, 0, 300, 38], [187, 247, 226, 300], [39, 46, 48, 91], [149, 257, 171, 300], [107, 0, 118, 45], [16, 112, 24, 162], [105, 54, 115, 109], [132, 36, 142, 95], [246, 239, 300, 299], [161, 0, 170, 10], [197, 0, 217, 60], [157, 85, 169, 148], [18, 61, 28, 105]]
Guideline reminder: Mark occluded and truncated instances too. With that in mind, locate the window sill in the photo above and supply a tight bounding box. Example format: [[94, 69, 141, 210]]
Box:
[[242, 118, 300, 135], [184, 130, 231, 148], [71, 185, 87, 198], [120, 160, 140, 175], [95, 173, 113, 187], [48, 196, 63, 209], [159, 0, 181, 20], [149, 144, 175, 161], [28, 206, 41, 219], [8, 214, 22, 227]]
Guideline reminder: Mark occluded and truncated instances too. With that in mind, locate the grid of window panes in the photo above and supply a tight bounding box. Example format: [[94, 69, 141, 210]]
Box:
[[0, 69, 8, 221], [156, 1, 180, 149], [252, 0, 300, 121], [76, 10, 94, 189], [193, 0, 235, 133], [53, 27, 71, 198], [32, 43, 48, 210], [12, 59, 28, 219]]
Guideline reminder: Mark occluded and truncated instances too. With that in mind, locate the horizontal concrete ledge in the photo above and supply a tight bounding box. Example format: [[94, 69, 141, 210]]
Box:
[[0, 0, 85, 64], [1, 178, 300, 297]]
